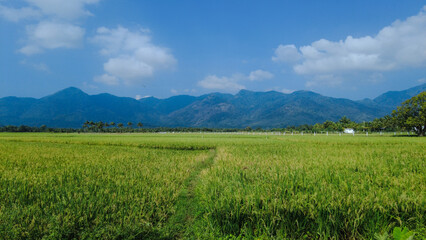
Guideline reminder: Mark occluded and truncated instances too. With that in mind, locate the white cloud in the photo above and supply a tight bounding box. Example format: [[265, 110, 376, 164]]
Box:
[[19, 45, 43, 55], [25, 0, 100, 20], [172, 88, 197, 94], [29, 62, 49, 72], [1, 0, 98, 55], [185, 89, 197, 93], [369, 72, 384, 83], [272, 44, 301, 63], [94, 74, 119, 86], [104, 57, 153, 82], [19, 21, 85, 55], [273, 6, 426, 85], [198, 75, 245, 92], [248, 69, 274, 81], [32, 62, 49, 72], [93, 26, 176, 85], [0, 5, 41, 22], [305, 74, 343, 87], [135, 95, 151, 100], [280, 88, 294, 94], [82, 81, 98, 89], [94, 26, 151, 56], [20, 60, 50, 72], [418, 78, 426, 83], [198, 70, 275, 92]]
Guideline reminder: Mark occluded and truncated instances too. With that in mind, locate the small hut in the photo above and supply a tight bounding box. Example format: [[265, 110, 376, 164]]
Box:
[[344, 128, 355, 134]]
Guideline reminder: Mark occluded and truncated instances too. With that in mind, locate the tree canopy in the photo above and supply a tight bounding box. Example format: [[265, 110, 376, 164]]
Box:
[[392, 92, 425, 136]]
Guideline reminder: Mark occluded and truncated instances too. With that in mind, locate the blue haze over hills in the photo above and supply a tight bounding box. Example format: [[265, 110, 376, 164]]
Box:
[[0, 84, 425, 128]]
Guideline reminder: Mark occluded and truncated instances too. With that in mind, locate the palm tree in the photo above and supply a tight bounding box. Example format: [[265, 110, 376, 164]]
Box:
[[96, 121, 104, 132], [88, 121, 95, 132], [109, 122, 116, 132], [117, 123, 124, 133], [83, 121, 89, 131], [102, 122, 108, 132], [127, 122, 133, 133]]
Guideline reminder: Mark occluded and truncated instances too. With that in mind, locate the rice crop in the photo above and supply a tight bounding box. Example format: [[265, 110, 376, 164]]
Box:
[[193, 136, 425, 239], [0, 133, 424, 239], [0, 135, 209, 239]]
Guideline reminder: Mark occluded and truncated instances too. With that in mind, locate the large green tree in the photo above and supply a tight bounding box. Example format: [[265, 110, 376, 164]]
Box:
[[392, 92, 425, 136], [338, 116, 352, 128]]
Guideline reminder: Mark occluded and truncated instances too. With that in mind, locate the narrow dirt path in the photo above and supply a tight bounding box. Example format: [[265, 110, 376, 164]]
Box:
[[163, 148, 217, 239]]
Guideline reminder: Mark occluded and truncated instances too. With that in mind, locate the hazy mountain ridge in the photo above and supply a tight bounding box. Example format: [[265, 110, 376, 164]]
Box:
[[0, 84, 425, 128]]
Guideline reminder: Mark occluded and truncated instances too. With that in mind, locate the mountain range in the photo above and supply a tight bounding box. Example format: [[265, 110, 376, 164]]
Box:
[[1, 84, 425, 128]]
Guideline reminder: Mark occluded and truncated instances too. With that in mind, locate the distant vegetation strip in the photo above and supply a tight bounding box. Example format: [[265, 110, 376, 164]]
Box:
[[1, 84, 425, 129], [1, 91, 424, 136], [0, 136, 214, 151]]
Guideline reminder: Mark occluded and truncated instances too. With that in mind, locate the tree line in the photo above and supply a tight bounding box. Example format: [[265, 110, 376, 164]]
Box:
[[81, 121, 143, 133], [1, 92, 424, 135], [273, 91, 424, 136]]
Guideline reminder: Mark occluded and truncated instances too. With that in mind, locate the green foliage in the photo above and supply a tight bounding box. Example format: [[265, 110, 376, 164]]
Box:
[[0, 133, 424, 239], [375, 232, 390, 240], [375, 227, 416, 240], [338, 116, 353, 127], [393, 227, 415, 240], [392, 92, 426, 136], [0, 113, 418, 134]]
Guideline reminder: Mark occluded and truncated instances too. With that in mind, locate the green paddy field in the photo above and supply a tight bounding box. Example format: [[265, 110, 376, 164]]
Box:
[[0, 133, 424, 239]]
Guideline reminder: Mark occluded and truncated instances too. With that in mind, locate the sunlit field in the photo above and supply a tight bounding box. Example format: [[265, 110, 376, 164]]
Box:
[[0, 133, 424, 239]]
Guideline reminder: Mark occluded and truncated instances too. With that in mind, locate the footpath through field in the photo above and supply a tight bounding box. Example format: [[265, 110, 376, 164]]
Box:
[[0, 133, 424, 239]]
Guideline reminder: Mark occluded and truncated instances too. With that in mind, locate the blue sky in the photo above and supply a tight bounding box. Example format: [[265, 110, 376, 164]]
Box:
[[1, 1, 425, 100]]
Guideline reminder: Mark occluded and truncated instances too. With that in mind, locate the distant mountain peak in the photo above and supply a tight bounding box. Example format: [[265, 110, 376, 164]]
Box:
[[373, 83, 426, 107], [50, 87, 87, 97], [1, 84, 424, 128], [62, 87, 84, 93]]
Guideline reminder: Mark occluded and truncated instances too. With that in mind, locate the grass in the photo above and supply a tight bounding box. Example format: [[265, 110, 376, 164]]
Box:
[[0, 133, 424, 239], [0, 136, 209, 239]]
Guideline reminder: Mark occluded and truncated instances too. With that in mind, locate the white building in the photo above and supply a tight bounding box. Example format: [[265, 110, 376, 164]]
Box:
[[344, 128, 355, 134]]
